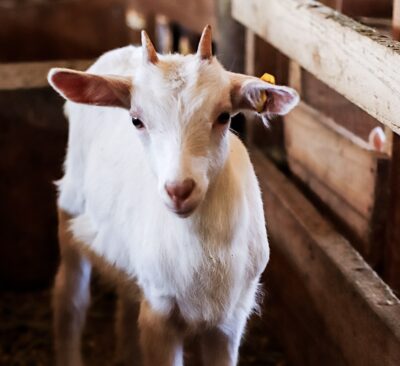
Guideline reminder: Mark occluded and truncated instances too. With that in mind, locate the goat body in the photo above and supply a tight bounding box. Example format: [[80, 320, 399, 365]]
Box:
[[49, 27, 298, 366]]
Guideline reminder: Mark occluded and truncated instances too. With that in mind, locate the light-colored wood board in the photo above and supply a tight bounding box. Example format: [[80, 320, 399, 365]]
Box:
[[251, 149, 400, 366], [285, 102, 386, 218], [0, 60, 93, 90], [232, 0, 400, 135], [245, 29, 255, 76]]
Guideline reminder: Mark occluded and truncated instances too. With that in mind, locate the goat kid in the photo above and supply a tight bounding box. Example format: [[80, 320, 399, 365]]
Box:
[[48, 26, 299, 366]]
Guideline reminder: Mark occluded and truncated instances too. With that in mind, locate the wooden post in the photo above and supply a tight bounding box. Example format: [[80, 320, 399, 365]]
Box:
[[244, 29, 255, 76], [215, 0, 245, 73], [215, 0, 246, 139], [384, 0, 400, 294], [394, 0, 400, 40]]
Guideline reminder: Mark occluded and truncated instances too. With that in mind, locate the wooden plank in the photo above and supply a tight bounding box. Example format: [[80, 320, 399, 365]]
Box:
[[232, 0, 400, 135], [285, 102, 386, 218], [251, 150, 400, 366], [244, 29, 255, 76], [0, 60, 93, 90], [264, 248, 347, 366], [285, 102, 390, 265], [301, 69, 382, 142], [288, 158, 370, 237]]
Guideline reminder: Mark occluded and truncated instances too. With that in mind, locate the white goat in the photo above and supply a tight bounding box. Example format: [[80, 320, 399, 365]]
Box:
[[48, 26, 299, 366]]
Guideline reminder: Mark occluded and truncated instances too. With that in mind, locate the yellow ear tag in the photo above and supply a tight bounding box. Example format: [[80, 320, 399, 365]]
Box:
[[256, 73, 276, 113], [261, 73, 276, 84]]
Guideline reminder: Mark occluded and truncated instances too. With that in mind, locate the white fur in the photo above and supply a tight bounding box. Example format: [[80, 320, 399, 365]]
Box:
[[50, 44, 298, 366]]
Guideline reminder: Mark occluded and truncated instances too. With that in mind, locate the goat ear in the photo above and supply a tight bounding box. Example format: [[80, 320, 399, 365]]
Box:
[[48, 68, 132, 109], [229, 73, 299, 117]]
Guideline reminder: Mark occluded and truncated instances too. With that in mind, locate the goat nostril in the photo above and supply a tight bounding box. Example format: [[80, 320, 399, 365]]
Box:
[[165, 179, 195, 202]]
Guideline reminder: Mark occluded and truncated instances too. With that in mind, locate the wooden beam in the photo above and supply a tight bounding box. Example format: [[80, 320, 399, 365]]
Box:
[[232, 0, 400, 135], [0, 60, 93, 90], [251, 150, 400, 366]]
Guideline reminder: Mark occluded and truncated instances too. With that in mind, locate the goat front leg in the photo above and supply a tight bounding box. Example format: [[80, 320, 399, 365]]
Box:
[[115, 286, 141, 366], [53, 208, 92, 366], [138, 300, 184, 366], [199, 316, 247, 366]]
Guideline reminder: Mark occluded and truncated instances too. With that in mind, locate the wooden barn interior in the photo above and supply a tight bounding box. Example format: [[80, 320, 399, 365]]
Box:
[[1, 0, 400, 365]]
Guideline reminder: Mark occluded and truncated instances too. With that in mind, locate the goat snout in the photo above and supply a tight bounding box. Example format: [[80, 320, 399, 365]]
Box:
[[165, 179, 195, 204]]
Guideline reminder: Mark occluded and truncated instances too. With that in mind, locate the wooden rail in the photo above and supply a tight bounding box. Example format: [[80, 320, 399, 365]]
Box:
[[232, 0, 400, 135], [0, 60, 92, 90]]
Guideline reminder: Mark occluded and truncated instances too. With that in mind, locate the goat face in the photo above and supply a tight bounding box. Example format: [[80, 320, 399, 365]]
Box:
[[130, 53, 234, 217]]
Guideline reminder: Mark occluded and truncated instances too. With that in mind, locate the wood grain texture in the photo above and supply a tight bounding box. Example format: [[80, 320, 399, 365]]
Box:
[[0, 0, 129, 62], [285, 102, 385, 218], [251, 150, 400, 366], [301, 69, 381, 141], [0, 88, 67, 289], [285, 102, 389, 265], [232, 0, 400, 134], [0, 60, 93, 90]]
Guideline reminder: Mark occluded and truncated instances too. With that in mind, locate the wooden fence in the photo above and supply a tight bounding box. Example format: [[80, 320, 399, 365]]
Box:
[[233, 0, 400, 364]]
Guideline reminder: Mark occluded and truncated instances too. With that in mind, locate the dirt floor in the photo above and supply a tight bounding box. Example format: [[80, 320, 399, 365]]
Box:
[[0, 280, 287, 366]]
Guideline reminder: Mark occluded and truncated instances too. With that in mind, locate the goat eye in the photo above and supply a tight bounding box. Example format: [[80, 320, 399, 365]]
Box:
[[216, 112, 231, 125], [131, 117, 145, 129]]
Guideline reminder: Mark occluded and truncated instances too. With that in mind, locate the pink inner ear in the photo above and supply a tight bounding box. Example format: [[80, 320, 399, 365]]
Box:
[[52, 71, 92, 103], [266, 88, 298, 115], [51, 70, 132, 108]]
